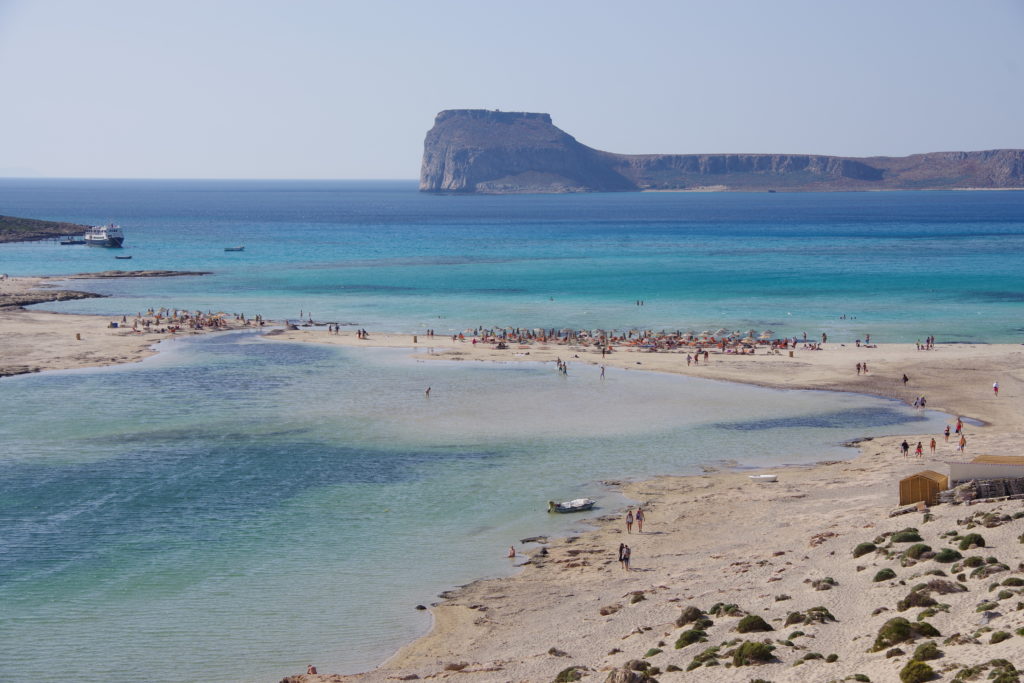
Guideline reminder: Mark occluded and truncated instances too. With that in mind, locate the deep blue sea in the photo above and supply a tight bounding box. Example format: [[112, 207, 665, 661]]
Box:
[[0, 180, 1017, 682]]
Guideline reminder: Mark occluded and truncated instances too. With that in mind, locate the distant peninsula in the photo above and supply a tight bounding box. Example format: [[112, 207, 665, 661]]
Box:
[[419, 109, 1024, 193], [0, 214, 89, 243]]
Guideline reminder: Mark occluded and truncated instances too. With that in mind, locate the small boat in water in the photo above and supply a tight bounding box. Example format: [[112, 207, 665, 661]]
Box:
[[548, 498, 596, 513], [114, 254, 132, 259], [224, 246, 245, 252], [749, 474, 778, 483], [84, 224, 125, 248], [60, 235, 86, 245]]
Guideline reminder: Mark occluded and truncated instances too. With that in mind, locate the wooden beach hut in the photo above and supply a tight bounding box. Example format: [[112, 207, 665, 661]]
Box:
[[949, 455, 1024, 484], [899, 470, 949, 506]]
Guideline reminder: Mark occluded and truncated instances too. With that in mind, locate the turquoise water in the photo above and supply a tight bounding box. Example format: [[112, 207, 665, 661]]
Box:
[[0, 334, 949, 682], [0, 181, 1013, 681], [1, 180, 1023, 342]]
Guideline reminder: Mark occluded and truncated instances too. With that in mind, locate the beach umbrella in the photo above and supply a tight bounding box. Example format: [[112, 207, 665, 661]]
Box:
[[759, 331, 773, 339]]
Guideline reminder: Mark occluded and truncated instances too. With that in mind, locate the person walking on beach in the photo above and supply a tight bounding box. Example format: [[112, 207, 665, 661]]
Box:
[[930, 437, 936, 455], [958, 434, 967, 453], [901, 440, 910, 458], [856, 362, 861, 375], [902, 373, 910, 386], [625, 509, 634, 533], [600, 365, 605, 379], [956, 418, 963, 434], [944, 425, 951, 442], [621, 544, 631, 571], [635, 507, 645, 533], [993, 381, 999, 396], [915, 441, 923, 458]]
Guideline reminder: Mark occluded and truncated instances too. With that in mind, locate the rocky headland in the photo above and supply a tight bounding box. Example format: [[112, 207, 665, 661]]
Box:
[[0, 214, 91, 242], [419, 110, 1024, 194]]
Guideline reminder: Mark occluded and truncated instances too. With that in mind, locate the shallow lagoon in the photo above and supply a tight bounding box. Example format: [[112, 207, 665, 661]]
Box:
[[0, 332, 951, 681]]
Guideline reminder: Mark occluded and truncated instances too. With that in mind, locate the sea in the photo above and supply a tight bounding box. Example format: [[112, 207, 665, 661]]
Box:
[[0, 180, 1020, 682]]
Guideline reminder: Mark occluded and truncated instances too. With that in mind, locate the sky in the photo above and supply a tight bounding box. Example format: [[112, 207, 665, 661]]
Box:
[[1, 0, 1023, 179]]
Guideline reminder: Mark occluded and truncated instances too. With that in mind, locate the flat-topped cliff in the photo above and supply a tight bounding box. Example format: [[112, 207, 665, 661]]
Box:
[[419, 110, 1024, 193]]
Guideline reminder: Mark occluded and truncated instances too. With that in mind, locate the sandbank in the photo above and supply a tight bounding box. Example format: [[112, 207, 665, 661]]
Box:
[[0, 275, 259, 377], [269, 329, 1024, 682]]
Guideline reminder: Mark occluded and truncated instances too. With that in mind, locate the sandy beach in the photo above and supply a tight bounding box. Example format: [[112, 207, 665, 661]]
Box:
[[5, 274, 1024, 682], [0, 275, 259, 377], [265, 331, 1024, 682]]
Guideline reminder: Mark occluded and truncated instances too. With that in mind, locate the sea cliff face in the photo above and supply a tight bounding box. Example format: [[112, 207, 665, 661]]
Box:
[[419, 110, 1024, 193]]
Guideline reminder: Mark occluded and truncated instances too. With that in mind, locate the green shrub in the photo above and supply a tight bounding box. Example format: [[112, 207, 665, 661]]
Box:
[[732, 640, 775, 666], [874, 568, 897, 582], [990, 631, 1012, 644], [963, 555, 985, 567], [674, 629, 707, 648], [898, 591, 937, 611], [851, 675, 870, 682], [708, 602, 742, 617], [998, 590, 1014, 600], [736, 614, 773, 633], [785, 612, 803, 626], [826, 653, 838, 662], [853, 542, 877, 558], [685, 645, 719, 671], [912, 640, 941, 661], [1002, 577, 1024, 587], [676, 605, 704, 626], [643, 648, 662, 657], [893, 528, 923, 543], [886, 648, 906, 658], [900, 659, 934, 683], [971, 563, 1010, 579], [664, 664, 681, 672], [934, 548, 962, 563], [872, 618, 940, 651], [959, 533, 986, 550], [553, 666, 582, 682], [905, 543, 933, 559]]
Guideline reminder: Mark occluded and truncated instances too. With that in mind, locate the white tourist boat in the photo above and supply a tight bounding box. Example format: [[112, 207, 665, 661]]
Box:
[[84, 224, 125, 248], [548, 498, 596, 513]]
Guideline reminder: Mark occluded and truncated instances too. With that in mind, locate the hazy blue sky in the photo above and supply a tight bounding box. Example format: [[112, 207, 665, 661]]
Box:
[[2, 0, 1023, 179]]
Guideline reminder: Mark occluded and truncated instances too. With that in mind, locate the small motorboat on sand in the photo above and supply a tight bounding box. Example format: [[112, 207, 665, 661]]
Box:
[[749, 474, 778, 483], [548, 498, 596, 513]]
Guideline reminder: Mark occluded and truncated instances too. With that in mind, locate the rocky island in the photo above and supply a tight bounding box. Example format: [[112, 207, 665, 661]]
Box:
[[420, 109, 1024, 193]]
